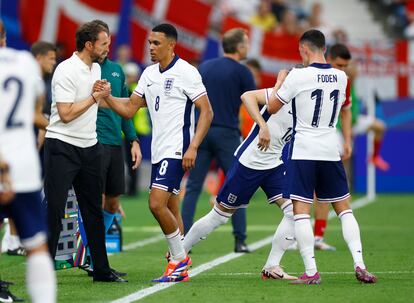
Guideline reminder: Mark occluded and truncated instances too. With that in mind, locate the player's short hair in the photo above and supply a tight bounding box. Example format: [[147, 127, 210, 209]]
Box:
[[328, 43, 352, 60], [91, 19, 110, 35], [152, 23, 178, 41], [75, 21, 107, 52], [222, 28, 247, 54], [300, 29, 325, 51], [31, 41, 57, 57], [245, 58, 262, 71]]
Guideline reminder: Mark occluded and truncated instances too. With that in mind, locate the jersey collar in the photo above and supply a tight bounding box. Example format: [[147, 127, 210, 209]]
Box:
[[309, 63, 332, 69], [159, 55, 179, 73]]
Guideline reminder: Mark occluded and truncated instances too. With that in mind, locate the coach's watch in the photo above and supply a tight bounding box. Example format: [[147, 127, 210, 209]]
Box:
[[130, 138, 140, 146]]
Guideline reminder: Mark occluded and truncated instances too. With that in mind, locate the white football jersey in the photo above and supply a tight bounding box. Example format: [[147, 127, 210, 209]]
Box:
[[0, 48, 44, 192], [235, 88, 293, 170], [134, 56, 207, 164], [276, 63, 347, 161]]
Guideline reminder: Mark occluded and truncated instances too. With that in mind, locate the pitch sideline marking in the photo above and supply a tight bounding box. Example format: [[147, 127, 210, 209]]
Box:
[[203, 270, 414, 276], [110, 196, 375, 303]]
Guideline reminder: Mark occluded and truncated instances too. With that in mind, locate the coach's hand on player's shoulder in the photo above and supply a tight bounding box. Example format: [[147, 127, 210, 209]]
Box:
[[0, 160, 15, 205], [258, 124, 270, 151], [341, 141, 353, 161], [182, 145, 197, 171]]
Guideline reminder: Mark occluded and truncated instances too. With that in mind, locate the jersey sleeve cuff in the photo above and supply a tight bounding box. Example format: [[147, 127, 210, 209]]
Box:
[[133, 90, 144, 97], [190, 91, 207, 102], [276, 92, 289, 105]]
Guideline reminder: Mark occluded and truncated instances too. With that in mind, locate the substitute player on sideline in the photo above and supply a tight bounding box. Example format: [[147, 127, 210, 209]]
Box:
[[183, 83, 300, 280], [0, 19, 56, 302], [267, 29, 376, 284], [95, 23, 213, 283]]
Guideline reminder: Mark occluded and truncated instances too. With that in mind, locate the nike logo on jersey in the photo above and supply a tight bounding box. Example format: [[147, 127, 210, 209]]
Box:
[[155, 177, 166, 181], [147, 83, 153, 87]]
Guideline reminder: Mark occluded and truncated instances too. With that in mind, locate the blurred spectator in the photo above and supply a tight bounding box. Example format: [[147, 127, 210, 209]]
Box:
[[332, 28, 349, 45], [404, 1, 414, 38], [304, 2, 334, 43], [274, 9, 302, 37], [116, 44, 133, 67], [54, 42, 67, 64], [270, 0, 287, 22], [208, 0, 260, 28], [123, 62, 141, 93], [249, 0, 278, 32]]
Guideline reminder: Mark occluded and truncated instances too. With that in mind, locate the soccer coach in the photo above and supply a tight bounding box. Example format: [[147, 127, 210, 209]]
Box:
[[44, 21, 125, 282]]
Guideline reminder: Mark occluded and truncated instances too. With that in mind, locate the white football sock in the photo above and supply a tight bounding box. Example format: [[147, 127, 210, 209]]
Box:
[[183, 205, 230, 253], [339, 210, 366, 270], [294, 214, 317, 276], [165, 228, 186, 263], [264, 200, 294, 268], [27, 251, 56, 303]]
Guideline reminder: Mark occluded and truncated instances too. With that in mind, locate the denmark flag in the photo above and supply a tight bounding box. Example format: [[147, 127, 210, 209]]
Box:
[[19, 0, 121, 58], [130, 0, 212, 64]]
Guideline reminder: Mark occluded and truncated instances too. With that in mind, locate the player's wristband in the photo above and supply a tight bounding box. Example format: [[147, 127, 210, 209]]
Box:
[[91, 93, 98, 103]]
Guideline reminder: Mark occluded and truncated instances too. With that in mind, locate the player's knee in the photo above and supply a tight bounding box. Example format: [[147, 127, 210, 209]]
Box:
[[26, 243, 49, 256], [148, 197, 163, 215], [333, 199, 351, 216], [212, 204, 232, 224]]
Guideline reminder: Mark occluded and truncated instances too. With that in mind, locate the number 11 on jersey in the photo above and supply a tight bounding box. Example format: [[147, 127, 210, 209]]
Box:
[[310, 89, 339, 128]]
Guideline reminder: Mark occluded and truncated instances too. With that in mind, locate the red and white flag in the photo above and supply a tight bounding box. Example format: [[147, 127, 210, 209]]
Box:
[[20, 0, 121, 58], [130, 0, 212, 64]]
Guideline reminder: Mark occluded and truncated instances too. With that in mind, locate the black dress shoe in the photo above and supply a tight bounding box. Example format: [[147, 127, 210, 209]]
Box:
[[110, 268, 127, 277], [234, 240, 251, 253], [81, 264, 127, 277], [93, 272, 128, 283]]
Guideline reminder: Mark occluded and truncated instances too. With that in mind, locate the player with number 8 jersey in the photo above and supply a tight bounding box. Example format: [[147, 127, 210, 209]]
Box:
[[98, 23, 213, 283], [134, 54, 206, 165]]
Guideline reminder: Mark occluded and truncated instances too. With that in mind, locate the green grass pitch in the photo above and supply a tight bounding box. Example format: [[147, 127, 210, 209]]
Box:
[[1, 192, 413, 302]]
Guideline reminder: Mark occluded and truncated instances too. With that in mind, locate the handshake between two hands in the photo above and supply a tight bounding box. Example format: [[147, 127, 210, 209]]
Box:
[[92, 79, 112, 101]]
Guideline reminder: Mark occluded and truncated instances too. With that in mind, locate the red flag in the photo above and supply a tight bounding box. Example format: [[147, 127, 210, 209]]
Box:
[[20, 0, 121, 58], [396, 40, 409, 98], [130, 0, 212, 63]]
